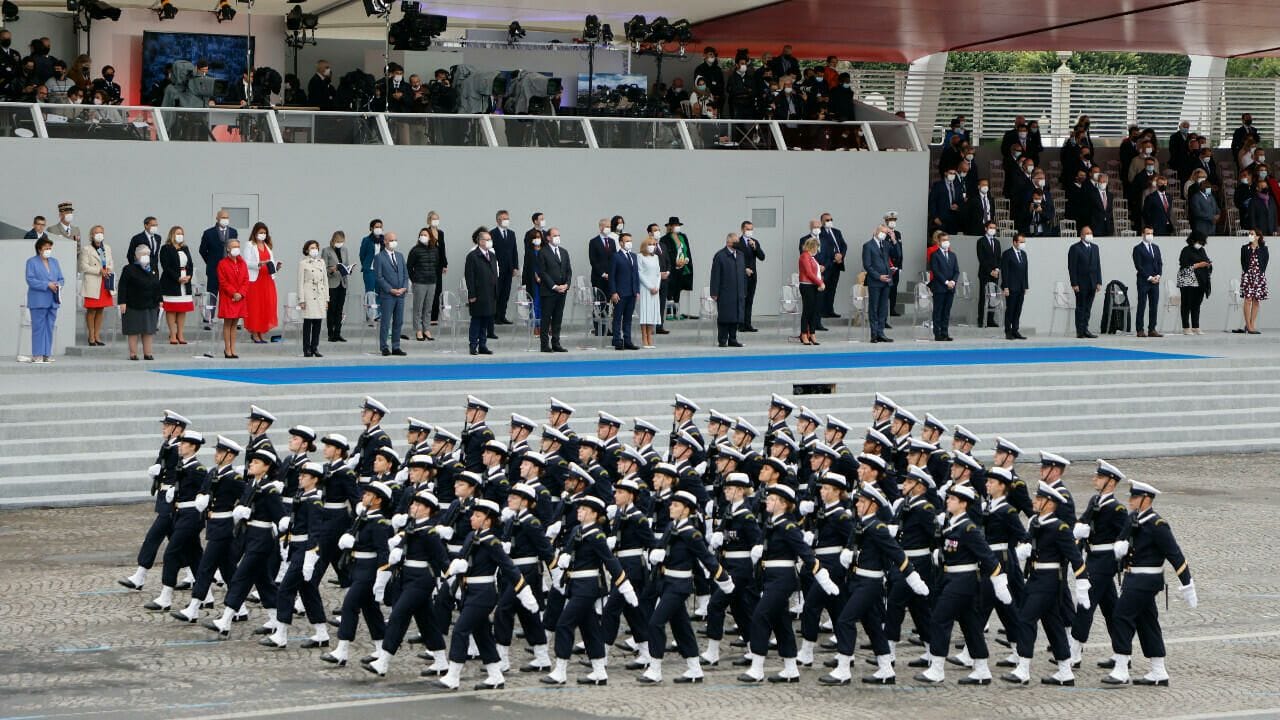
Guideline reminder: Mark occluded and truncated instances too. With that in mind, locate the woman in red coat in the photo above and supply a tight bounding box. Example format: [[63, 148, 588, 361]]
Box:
[[218, 238, 249, 358]]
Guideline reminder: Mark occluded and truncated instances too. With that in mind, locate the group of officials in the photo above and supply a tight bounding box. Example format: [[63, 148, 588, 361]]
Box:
[[117, 392, 1196, 690]]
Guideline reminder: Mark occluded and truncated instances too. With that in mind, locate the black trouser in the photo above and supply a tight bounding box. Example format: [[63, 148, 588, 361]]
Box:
[[1180, 286, 1205, 328], [224, 541, 279, 612], [469, 315, 492, 351], [383, 568, 444, 655], [191, 525, 237, 601], [1015, 572, 1071, 661], [658, 281, 669, 329], [326, 286, 345, 339], [889, 272, 901, 315], [927, 575, 987, 660], [600, 561, 649, 645], [1072, 559, 1119, 644], [704, 570, 756, 642], [554, 592, 605, 659], [302, 319, 321, 354], [430, 272, 443, 323], [1135, 281, 1159, 331], [821, 268, 842, 315], [1109, 579, 1166, 658], [1005, 290, 1025, 335], [932, 289, 955, 338], [742, 272, 758, 328], [717, 321, 738, 345], [337, 559, 385, 642], [496, 272, 513, 322], [136, 510, 173, 569], [801, 574, 847, 642], [540, 291, 565, 348], [275, 542, 326, 625], [1074, 286, 1097, 335], [836, 576, 890, 657], [648, 585, 699, 660], [162, 509, 203, 588], [749, 577, 798, 658], [799, 283, 819, 335], [612, 294, 635, 346], [493, 569, 546, 646], [884, 557, 932, 644], [449, 593, 498, 663]]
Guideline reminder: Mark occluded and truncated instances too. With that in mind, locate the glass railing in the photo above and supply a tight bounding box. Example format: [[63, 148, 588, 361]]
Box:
[[0, 102, 924, 152]]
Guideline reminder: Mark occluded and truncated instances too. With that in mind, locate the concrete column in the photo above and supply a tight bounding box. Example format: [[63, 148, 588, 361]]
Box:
[[902, 52, 948, 145], [1179, 55, 1226, 147]]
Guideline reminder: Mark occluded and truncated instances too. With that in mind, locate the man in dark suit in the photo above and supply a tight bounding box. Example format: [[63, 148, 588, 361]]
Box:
[[709, 233, 747, 347], [199, 209, 235, 295], [1169, 121, 1191, 170], [523, 212, 548, 320], [929, 171, 961, 235], [1018, 189, 1056, 237], [464, 227, 499, 356], [608, 233, 641, 350], [223, 72, 253, 106], [884, 211, 904, 318], [23, 216, 48, 241], [128, 216, 162, 277], [1064, 171, 1091, 230], [490, 209, 519, 324], [587, 218, 615, 336], [818, 211, 847, 319], [307, 60, 337, 110], [963, 180, 996, 235], [1142, 178, 1175, 236], [1088, 173, 1115, 237], [999, 115, 1027, 158], [975, 222, 1002, 328], [928, 234, 959, 341], [1132, 230, 1164, 338], [739, 220, 767, 332], [1067, 229, 1103, 338], [1232, 114, 1260, 168], [374, 231, 409, 356], [999, 233, 1029, 340], [862, 225, 894, 343], [382, 63, 412, 113], [536, 227, 571, 353]]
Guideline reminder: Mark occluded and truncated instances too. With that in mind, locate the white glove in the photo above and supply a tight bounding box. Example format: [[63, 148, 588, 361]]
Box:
[[1112, 540, 1130, 560], [648, 548, 666, 565], [373, 569, 392, 603], [1181, 580, 1198, 608], [388, 547, 404, 566], [618, 580, 639, 607], [232, 505, 251, 523], [708, 531, 724, 550], [1014, 543, 1032, 564], [935, 511, 947, 527], [839, 548, 855, 568], [886, 524, 899, 538], [1072, 522, 1091, 540], [716, 576, 736, 595], [801, 530, 815, 546], [517, 584, 539, 613], [302, 551, 318, 581], [435, 525, 454, 541], [345, 453, 361, 470], [148, 464, 162, 479], [693, 461, 707, 476], [555, 553, 571, 569], [814, 567, 840, 595], [1075, 578, 1092, 609], [278, 543, 289, 562], [799, 500, 815, 516], [606, 536, 617, 550], [446, 558, 468, 576], [704, 499, 716, 517], [388, 534, 403, 549], [394, 467, 409, 483], [355, 503, 367, 517], [606, 505, 618, 520], [236, 464, 246, 479], [991, 573, 1012, 605], [501, 507, 516, 522], [501, 541, 512, 555], [750, 545, 764, 564], [337, 533, 356, 550], [544, 521, 562, 539], [277, 516, 291, 533], [905, 570, 930, 596], [391, 513, 408, 530], [550, 567, 565, 589], [164, 486, 175, 504], [194, 494, 210, 513], [931, 548, 942, 566]]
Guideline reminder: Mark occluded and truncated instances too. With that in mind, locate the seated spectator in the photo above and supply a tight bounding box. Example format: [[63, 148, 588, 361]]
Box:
[[1017, 189, 1056, 237], [3, 57, 40, 101], [91, 65, 121, 104], [44, 59, 73, 102]]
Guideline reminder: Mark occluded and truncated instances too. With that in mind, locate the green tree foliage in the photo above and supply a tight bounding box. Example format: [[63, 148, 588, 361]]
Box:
[[1226, 58, 1280, 77], [945, 51, 1190, 76]]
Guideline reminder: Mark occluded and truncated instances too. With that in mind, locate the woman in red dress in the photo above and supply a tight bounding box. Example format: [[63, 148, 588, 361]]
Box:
[[218, 238, 249, 358], [244, 221, 279, 343]]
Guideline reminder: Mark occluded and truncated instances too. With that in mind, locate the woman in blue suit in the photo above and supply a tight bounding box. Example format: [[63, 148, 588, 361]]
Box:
[[25, 237, 65, 364]]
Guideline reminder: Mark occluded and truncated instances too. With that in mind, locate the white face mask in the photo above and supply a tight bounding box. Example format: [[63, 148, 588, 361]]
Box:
[[1016, 242, 1026, 251], [1195, 243, 1205, 249], [875, 232, 887, 241], [616, 223, 625, 232], [483, 240, 494, 251], [979, 186, 989, 194], [532, 237, 542, 247], [1143, 234, 1154, 242], [622, 241, 632, 252], [1098, 181, 1108, 188], [940, 241, 951, 250], [308, 248, 320, 258], [229, 247, 241, 257], [965, 154, 974, 162], [174, 234, 184, 244], [539, 220, 548, 230], [810, 228, 820, 237], [146, 226, 157, 235], [1036, 179, 1045, 187], [63, 214, 74, 224], [334, 242, 345, 249], [551, 236, 561, 247], [218, 218, 229, 228], [137, 253, 150, 265], [823, 220, 833, 229], [499, 219, 510, 229], [373, 227, 384, 237], [946, 173, 956, 181], [887, 221, 897, 229], [429, 219, 440, 228], [645, 245, 654, 254], [743, 230, 753, 238], [386, 241, 398, 251], [985, 229, 995, 237], [651, 231, 662, 240], [419, 235, 430, 244], [92, 232, 104, 242], [256, 232, 267, 241], [42, 249, 53, 259], [1082, 235, 1093, 243], [674, 225, 683, 233]]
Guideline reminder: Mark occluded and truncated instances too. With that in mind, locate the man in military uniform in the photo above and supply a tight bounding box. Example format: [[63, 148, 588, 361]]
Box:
[[919, 413, 954, 484], [119, 410, 191, 592], [353, 397, 393, 483], [547, 397, 579, 460], [888, 465, 938, 663], [1070, 459, 1132, 668], [506, 414, 537, 481], [594, 411, 624, 478], [701, 472, 761, 667], [146, 430, 207, 612], [430, 427, 464, 505], [172, 436, 245, 623], [461, 395, 495, 472], [669, 395, 704, 464], [869, 393, 896, 436], [764, 393, 796, 448]]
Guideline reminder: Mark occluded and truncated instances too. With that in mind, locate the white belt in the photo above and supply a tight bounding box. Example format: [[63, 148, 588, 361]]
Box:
[[1089, 543, 1115, 552], [403, 559, 429, 568], [208, 510, 234, 519], [663, 568, 693, 578], [513, 557, 540, 566], [905, 548, 931, 558], [722, 550, 753, 559], [1128, 566, 1164, 575], [358, 476, 372, 484], [323, 502, 348, 510], [247, 520, 274, 529], [289, 534, 309, 543], [353, 551, 377, 559], [854, 568, 885, 579], [615, 549, 645, 558], [814, 546, 843, 556], [989, 543, 1009, 551], [1032, 562, 1061, 570], [281, 497, 294, 504], [466, 574, 497, 583], [447, 544, 463, 553], [159, 483, 174, 490], [175, 501, 198, 509], [567, 569, 601, 579], [761, 560, 796, 568], [945, 563, 979, 573]]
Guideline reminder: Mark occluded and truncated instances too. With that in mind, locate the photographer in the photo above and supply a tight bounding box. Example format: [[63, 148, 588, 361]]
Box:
[[162, 60, 218, 141], [1017, 190, 1057, 237]]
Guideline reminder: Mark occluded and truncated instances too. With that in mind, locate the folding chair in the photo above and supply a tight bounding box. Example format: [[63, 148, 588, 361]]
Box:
[[437, 289, 461, 354], [913, 283, 933, 342], [696, 287, 717, 343], [515, 287, 539, 352], [846, 284, 869, 342], [576, 286, 607, 350], [777, 284, 801, 337], [1049, 280, 1076, 336], [1161, 277, 1181, 334], [1224, 276, 1243, 332], [15, 304, 32, 362], [201, 291, 220, 358], [984, 281, 1005, 335], [283, 291, 304, 355], [359, 291, 380, 354], [954, 271, 973, 326]]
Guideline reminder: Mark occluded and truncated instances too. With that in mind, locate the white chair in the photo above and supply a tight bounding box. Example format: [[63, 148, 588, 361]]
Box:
[[1224, 276, 1243, 332], [984, 281, 1005, 334], [1059, 219, 1077, 237], [1049, 280, 1076, 336], [913, 283, 933, 341], [359, 291, 380, 354], [847, 284, 869, 342], [15, 304, 32, 361], [777, 284, 801, 337], [283, 291, 304, 355], [1161, 277, 1181, 334], [696, 287, 717, 343], [515, 287, 539, 352], [437, 289, 461, 353]]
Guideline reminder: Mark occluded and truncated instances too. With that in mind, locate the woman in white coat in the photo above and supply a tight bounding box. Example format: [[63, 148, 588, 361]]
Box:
[[78, 225, 114, 347], [298, 239, 328, 357], [637, 234, 662, 348]]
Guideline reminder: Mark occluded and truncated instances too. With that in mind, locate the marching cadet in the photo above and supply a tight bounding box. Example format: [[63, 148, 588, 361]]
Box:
[[391, 453, 431, 526], [729, 418, 762, 484], [861, 429, 899, 501], [766, 434, 800, 487], [404, 417, 435, 462], [669, 431, 710, 508], [1070, 459, 1132, 668], [631, 418, 663, 481], [798, 472, 855, 669], [435, 498, 538, 691], [793, 406, 822, 488], [869, 393, 896, 436], [430, 427, 464, 504], [313, 434, 358, 592], [262, 461, 328, 649], [577, 436, 614, 499], [352, 396, 392, 483], [669, 394, 704, 463], [507, 414, 537, 481], [461, 395, 494, 472], [363, 484, 451, 677], [1101, 479, 1197, 687], [640, 490, 734, 685], [919, 414, 954, 483], [805, 442, 839, 512], [886, 466, 938, 661], [614, 446, 653, 515], [822, 415, 858, 485], [602, 478, 656, 668], [752, 457, 792, 518], [951, 424, 980, 457], [120, 410, 191, 592], [1001, 481, 1092, 687], [764, 393, 796, 448], [700, 410, 732, 492], [970, 467, 1029, 669], [852, 450, 896, 520], [514, 451, 560, 526], [989, 437, 1030, 514], [701, 472, 761, 667], [904, 438, 945, 508], [493, 481, 555, 674], [480, 440, 511, 505], [320, 480, 394, 667], [204, 449, 286, 638], [1039, 451, 1077, 523], [146, 429, 207, 612], [823, 481, 929, 686], [245, 405, 278, 466], [538, 426, 572, 495], [914, 484, 1011, 686], [172, 436, 245, 623], [942, 452, 987, 514], [370, 447, 403, 512], [594, 411, 624, 477], [649, 463, 679, 537], [542, 495, 639, 687], [438, 471, 481, 558], [739, 483, 827, 684], [888, 407, 918, 476], [547, 397, 579, 460], [708, 445, 744, 516], [281, 426, 316, 507]]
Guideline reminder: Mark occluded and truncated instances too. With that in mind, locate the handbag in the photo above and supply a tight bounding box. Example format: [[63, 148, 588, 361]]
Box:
[[1176, 266, 1198, 288], [104, 272, 116, 292]]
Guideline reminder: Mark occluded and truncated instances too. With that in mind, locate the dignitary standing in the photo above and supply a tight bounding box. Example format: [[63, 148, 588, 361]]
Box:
[[1132, 230, 1165, 337], [322, 231, 349, 343], [1000, 233, 1029, 339], [298, 240, 328, 357], [608, 233, 641, 350], [976, 223, 1002, 327], [491, 210, 520, 325], [1067, 228, 1103, 338], [709, 232, 747, 347], [862, 225, 894, 342], [928, 232, 959, 341], [24, 236, 64, 363], [464, 228, 499, 356], [536, 227, 571, 353], [374, 231, 408, 356], [739, 220, 767, 332], [818, 212, 847, 319]]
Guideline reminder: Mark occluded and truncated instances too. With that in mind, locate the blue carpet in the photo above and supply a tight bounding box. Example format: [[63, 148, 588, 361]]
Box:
[[156, 345, 1207, 386]]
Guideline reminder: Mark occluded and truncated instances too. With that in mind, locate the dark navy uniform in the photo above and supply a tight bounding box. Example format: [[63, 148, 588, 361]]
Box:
[[1014, 513, 1087, 662], [648, 517, 724, 663], [704, 500, 762, 646], [482, 465, 510, 505], [162, 454, 208, 589], [447, 527, 525, 665], [335, 508, 394, 643], [1109, 508, 1192, 661], [189, 464, 246, 604], [382, 519, 451, 657], [136, 437, 181, 571], [976, 495, 1028, 648], [885, 493, 937, 646], [1072, 491, 1131, 646], [432, 449, 465, 505], [223, 477, 286, 612], [275, 487, 327, 627], [600, 502, 656, 648], [493, 508, 554, 653], [835, 514, 910, 660], [353, 424, 391, 479], [927, 513, 1003, 664], [800, 501, 855, 648], [552, 522, 628, 661], [315, 460, 359, 586], [462, 422, 494, 472], [749, 514, 818, 660]]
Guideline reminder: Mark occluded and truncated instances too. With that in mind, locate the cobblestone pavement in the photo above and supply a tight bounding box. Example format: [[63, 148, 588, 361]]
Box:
[[1, 454, 1278, 720]]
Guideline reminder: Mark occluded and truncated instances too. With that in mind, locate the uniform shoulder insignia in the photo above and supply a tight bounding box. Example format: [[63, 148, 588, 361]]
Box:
[[527, 517, 543, 529], [486, 537, 500, 546], [875, 522, 887, 531], [589, 530, 606, 540], [376, 518, 391, 526], [1116, 505, 1127, 512], [784, 522, 797, 531], [1155, 519, 1168, 527], [1005, 506, 1019, 514], [1058, 522, 1070, 532], [964, 522, 976, 532], [744, 513, 757, 522]]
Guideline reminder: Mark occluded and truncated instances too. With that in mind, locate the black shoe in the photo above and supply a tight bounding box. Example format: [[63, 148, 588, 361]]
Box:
[[252, 626, 274, 635], [862, 675, 895, 685], [943, 336, 954, 341], [741, 326, 759, 333], [381, 349, 391, 356], [1041, 676, 1076, 686], [470, 349, 478, 356], [553, 346, 568, 352], [731, 657, 752, 667], [718, 342, 727, 347], [673, 675, 703, 684], [496, 318, 513, 325], [815, 325, 828, 332], [624, 343, 640, 350], [476, 680, 506, 690], [818, 675, 850, 686], [300, 638, 330, 649], [1101, 675, 1131, 685], [614, 345, 625, 351], [335, 336, 348, 342], [1001, 673, 1030, 685], [995, 659, 1017, 668], [907, 658, 931, 668], [319, 652, 347, 667], [870, 336, 881, 343], [259, 637, 287, 649], [656, 328, 670, 335], [1133, 677, 1169, 686], [392, 349, 407, 356], [738, 673, 765, 683], [487, 332, 499, 340], [118, 578, 144, 591], [767, 674, 799, 683], [728, 341, 743, 347], [541, 346, 553, 353], [144, 601, 170, 612], [1097, 658, 1117, 669], [957, 676, 991, 686], [879, 336, 894, 343], [519, 662, 551, 673], [478, 347, 493, 355], [313, 351, 323, 357]]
